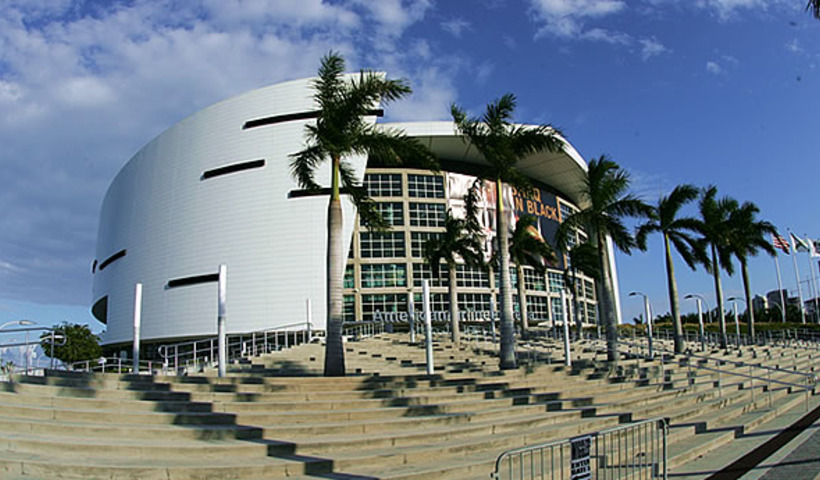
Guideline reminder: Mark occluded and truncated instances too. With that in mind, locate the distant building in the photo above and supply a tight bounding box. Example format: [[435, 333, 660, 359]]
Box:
[[752, 295, 767, 313]]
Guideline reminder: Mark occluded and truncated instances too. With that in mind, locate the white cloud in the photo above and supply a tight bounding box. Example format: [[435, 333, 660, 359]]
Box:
[[786, 38, 803, 54], [639, 37, 668, 60], [441, 18, 471, 37], [530, 0, 627, 39], [0, 0, 454, 307], [706, 61, 723, 74]]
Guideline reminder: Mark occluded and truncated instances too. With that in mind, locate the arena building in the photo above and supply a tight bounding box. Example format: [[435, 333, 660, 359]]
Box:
[[91, 76, 619, 347]]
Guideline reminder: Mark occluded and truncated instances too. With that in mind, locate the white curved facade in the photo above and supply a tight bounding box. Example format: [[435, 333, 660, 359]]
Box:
[[93, 76, 618, 346]]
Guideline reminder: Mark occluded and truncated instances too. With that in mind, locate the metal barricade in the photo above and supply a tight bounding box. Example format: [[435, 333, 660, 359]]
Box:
[[493, 418, 668, 480]]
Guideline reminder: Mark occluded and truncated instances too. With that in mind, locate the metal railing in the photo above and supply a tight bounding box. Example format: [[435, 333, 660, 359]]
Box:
[[618, 339, 817, 411], [66, 357, 157, 374], [157, 321, 319, 374], [493, 417, 668, 480], [342, 320, 384, 339]]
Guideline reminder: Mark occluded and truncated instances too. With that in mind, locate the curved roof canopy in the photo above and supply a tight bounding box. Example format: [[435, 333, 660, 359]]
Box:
[[383, 121, 589, 208]]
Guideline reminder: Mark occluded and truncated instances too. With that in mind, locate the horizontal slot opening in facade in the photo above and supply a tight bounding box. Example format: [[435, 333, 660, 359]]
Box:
[[98, 249, 126, 271], [202, 159, 265, 180], [288, 187, 360, 199], [167, 273, 220, 289], [243, 108, 384, 130]]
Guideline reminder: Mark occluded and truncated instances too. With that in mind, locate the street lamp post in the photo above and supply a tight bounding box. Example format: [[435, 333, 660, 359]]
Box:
[[728, 297, 745, 348], [684, 294, 708, 352], [629, 292, 654, 358]]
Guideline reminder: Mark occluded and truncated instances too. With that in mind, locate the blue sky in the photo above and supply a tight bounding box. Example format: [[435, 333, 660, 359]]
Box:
[[0, 0, 818, 332]]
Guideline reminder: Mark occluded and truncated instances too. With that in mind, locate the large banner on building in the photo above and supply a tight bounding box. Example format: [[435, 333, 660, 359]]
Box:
[[446, 173, 565, 270]]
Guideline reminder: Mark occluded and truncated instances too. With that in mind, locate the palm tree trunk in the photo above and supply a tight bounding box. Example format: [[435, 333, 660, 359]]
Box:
[[664, 233, 684, 353], [449, 265, 460, 344], [516, 264, 528, 338], [324, 156, 346, 376], [496, 179, 517, 370], [711, 244, 728, 349], [741, 260, 755, 339], [597, 233, 618, 363]]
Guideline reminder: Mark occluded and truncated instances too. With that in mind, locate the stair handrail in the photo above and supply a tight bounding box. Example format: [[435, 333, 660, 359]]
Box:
[[157, 321, 320, 374], [617, 338, 817, 411]]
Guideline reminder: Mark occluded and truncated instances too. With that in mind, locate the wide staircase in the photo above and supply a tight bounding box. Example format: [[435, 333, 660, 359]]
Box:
[[0, 333, 817, 479]]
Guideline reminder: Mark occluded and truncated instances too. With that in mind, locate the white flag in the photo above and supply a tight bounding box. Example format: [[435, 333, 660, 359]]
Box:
[[810, 237, 820, 258]]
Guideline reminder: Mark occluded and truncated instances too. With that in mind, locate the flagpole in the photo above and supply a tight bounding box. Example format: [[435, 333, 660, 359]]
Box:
[[789, 230, 807, 324], [774, 252, 787, 323], [808, 234, 820, 324]]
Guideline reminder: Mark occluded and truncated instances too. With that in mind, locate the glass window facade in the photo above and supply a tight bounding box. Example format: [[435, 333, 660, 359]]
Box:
[[362, 293, 407, 321], [361, 263, 407, 288], [523, 268, 546, 291], [551, 297, 564, 323], [343, 294, 355, 321], [407, 174, 445, 198], [344, 265, 355, 289], [364, 173, 402, 197], [526, 295, 550, 322], [360, 232, 406, 258], [411, 231, 442, 258], [412, 262, 448, 288], [548, 272, 565, 293], [409, 202, 446, 227], [458, 293, 492, 312], [413, 292, 449, 313], [456, 265, 490, 288], [361, 202, 403, 226]]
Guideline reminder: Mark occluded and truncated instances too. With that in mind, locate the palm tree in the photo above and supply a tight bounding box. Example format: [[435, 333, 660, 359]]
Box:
[[636, 185, 707, 354], [509, 215, 556, 337], [695, 186, 738, 349], [726, 201, 777, 339], [809, 0, 820, 19], [563, 241, 600, 338], [423, 180, 485, 344], [451, 94, 564, 369], [557, 157, 650, 363], [290, 52, 435, 376]]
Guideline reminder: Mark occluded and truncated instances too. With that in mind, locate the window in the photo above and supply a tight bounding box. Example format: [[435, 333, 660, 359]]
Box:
[[459, 293, 492, 312], [413, 263, 448, 288], [344, 265, 355, 289], [360, 232, 406, 258], [343, 295, 355, 321], [523, 268, 546, 291], [407, 174, 445, 198], [361, 263, 407, 288], [494, 268, 518, 288], [526, 295, 550, 322], [409, 203, 446, 227], [584, 280, 595, 300], [364, 173, 402, 197], [551, 297, 565, 323], [456, 265, 490, 288], [548, 272, 565, 293], [413, 292, 449, 314], [411, 232, 443, 257], [361, 294, 406, 321], [587, 303, 597, 324], [202, 159, 265, 180], [361, 202, 403, 226]]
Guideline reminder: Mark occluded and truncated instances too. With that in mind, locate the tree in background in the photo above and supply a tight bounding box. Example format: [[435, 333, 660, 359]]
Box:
[[290, 52, 436, 376], [695, 186, 738, 349], [636, 184, 707, 354], [557, 157, 650, 363], [423, 181, 485, 344], [726, 201, 777, 338], [808, 0, 820, 19], [40, 323, 101, 366], [451, 93, 564, 369], [562, 241, 600, 337], [508, 215, 556, 337]]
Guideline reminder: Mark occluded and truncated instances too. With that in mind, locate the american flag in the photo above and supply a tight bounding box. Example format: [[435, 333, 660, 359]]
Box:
[[772, 234, 790, 254]]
